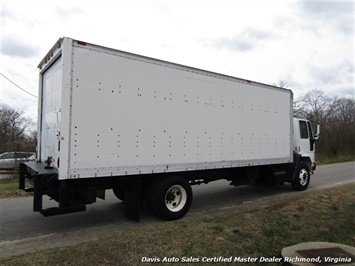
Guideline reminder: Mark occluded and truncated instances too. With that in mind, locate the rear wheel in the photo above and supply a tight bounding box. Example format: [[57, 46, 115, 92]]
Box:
[[291, 162, 310, 191], [146, 176, 192, 220]]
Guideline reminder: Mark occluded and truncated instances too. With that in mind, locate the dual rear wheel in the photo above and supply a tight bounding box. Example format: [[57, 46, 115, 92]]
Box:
[[113, 175, 192, 220], [146, 176, 193, 220]]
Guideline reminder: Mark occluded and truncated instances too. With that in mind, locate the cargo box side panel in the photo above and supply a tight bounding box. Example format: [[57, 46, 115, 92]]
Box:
[[39, 56, 62, 165], [68, 43, 292, 178]]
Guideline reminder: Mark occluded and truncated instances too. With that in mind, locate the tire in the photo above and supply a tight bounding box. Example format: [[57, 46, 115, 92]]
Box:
[[146, 176, 192, 220], [291, 162, 310, 191]]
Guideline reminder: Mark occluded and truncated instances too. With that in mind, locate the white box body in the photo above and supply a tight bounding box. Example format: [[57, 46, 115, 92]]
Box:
[[37, 37, 293, 180]]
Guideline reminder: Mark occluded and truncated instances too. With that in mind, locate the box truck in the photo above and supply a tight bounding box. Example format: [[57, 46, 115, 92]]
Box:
[[20, 37, 319, 221]]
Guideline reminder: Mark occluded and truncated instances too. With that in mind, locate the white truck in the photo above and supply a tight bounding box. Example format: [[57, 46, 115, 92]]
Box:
[[20, 37, 319, 221]]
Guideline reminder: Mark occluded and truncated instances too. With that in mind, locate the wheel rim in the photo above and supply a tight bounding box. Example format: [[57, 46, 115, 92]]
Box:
[[164, 185, 187, 212], [299, 168, 309, 186]]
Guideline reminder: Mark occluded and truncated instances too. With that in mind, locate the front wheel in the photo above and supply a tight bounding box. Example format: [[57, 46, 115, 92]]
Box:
[[291, 162, 310, 191], [146, 176, 192, 220]]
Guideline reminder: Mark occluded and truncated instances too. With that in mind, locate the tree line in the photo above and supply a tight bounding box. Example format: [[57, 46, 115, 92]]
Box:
[[0, 104, 36, 154], [294, 89, 355, 161], [1, 89, 354, 162]]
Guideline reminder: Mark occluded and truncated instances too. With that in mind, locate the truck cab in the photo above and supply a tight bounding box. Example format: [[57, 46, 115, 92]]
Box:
[[293, 118, 320, 173]]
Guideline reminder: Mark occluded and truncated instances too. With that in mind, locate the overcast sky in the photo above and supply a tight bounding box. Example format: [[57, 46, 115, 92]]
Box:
[[0, 0, 354, 123]]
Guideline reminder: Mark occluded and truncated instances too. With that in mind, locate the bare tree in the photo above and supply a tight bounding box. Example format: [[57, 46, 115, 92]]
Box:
[[272, 80, 288, 89], [0, 104, 36, 153], [293, 99, 308, 119], [333, 98, 355, 125], [296, 89, 337, 124], [294, 89, 355, 160]]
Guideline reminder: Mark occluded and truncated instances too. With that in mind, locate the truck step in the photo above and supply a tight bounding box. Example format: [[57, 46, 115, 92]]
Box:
[[40, 205, 86, 216]]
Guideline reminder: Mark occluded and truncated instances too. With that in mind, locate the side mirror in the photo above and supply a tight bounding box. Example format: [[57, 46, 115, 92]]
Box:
[[314, 124, 320, 140]]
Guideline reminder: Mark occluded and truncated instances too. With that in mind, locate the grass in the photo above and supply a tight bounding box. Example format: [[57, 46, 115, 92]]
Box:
[[1, 183, 354, 266], [0, 177, 30, 199], [316, 155, 355, 165]]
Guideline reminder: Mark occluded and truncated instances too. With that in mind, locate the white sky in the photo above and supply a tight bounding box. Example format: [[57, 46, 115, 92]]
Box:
[[0, 0, 354, 124]]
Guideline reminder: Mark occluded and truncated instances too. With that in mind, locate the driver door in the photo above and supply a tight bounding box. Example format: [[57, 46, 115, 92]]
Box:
[[299, 120, 315, 162]]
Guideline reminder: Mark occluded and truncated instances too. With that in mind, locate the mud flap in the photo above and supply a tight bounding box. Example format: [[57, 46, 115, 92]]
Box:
[[291, 153, 302, 181], [124, 178, 141, 222]]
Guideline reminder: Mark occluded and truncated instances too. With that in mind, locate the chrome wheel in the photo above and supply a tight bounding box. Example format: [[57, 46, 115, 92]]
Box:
[[292, 162, 310, 191], [298, 168, 309, 186]]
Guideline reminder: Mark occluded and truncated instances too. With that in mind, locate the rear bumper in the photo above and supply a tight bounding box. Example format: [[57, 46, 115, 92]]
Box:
[[19, 162, 140, 221], [19, 162, 86, 215], [19, 161, 58, 188]]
